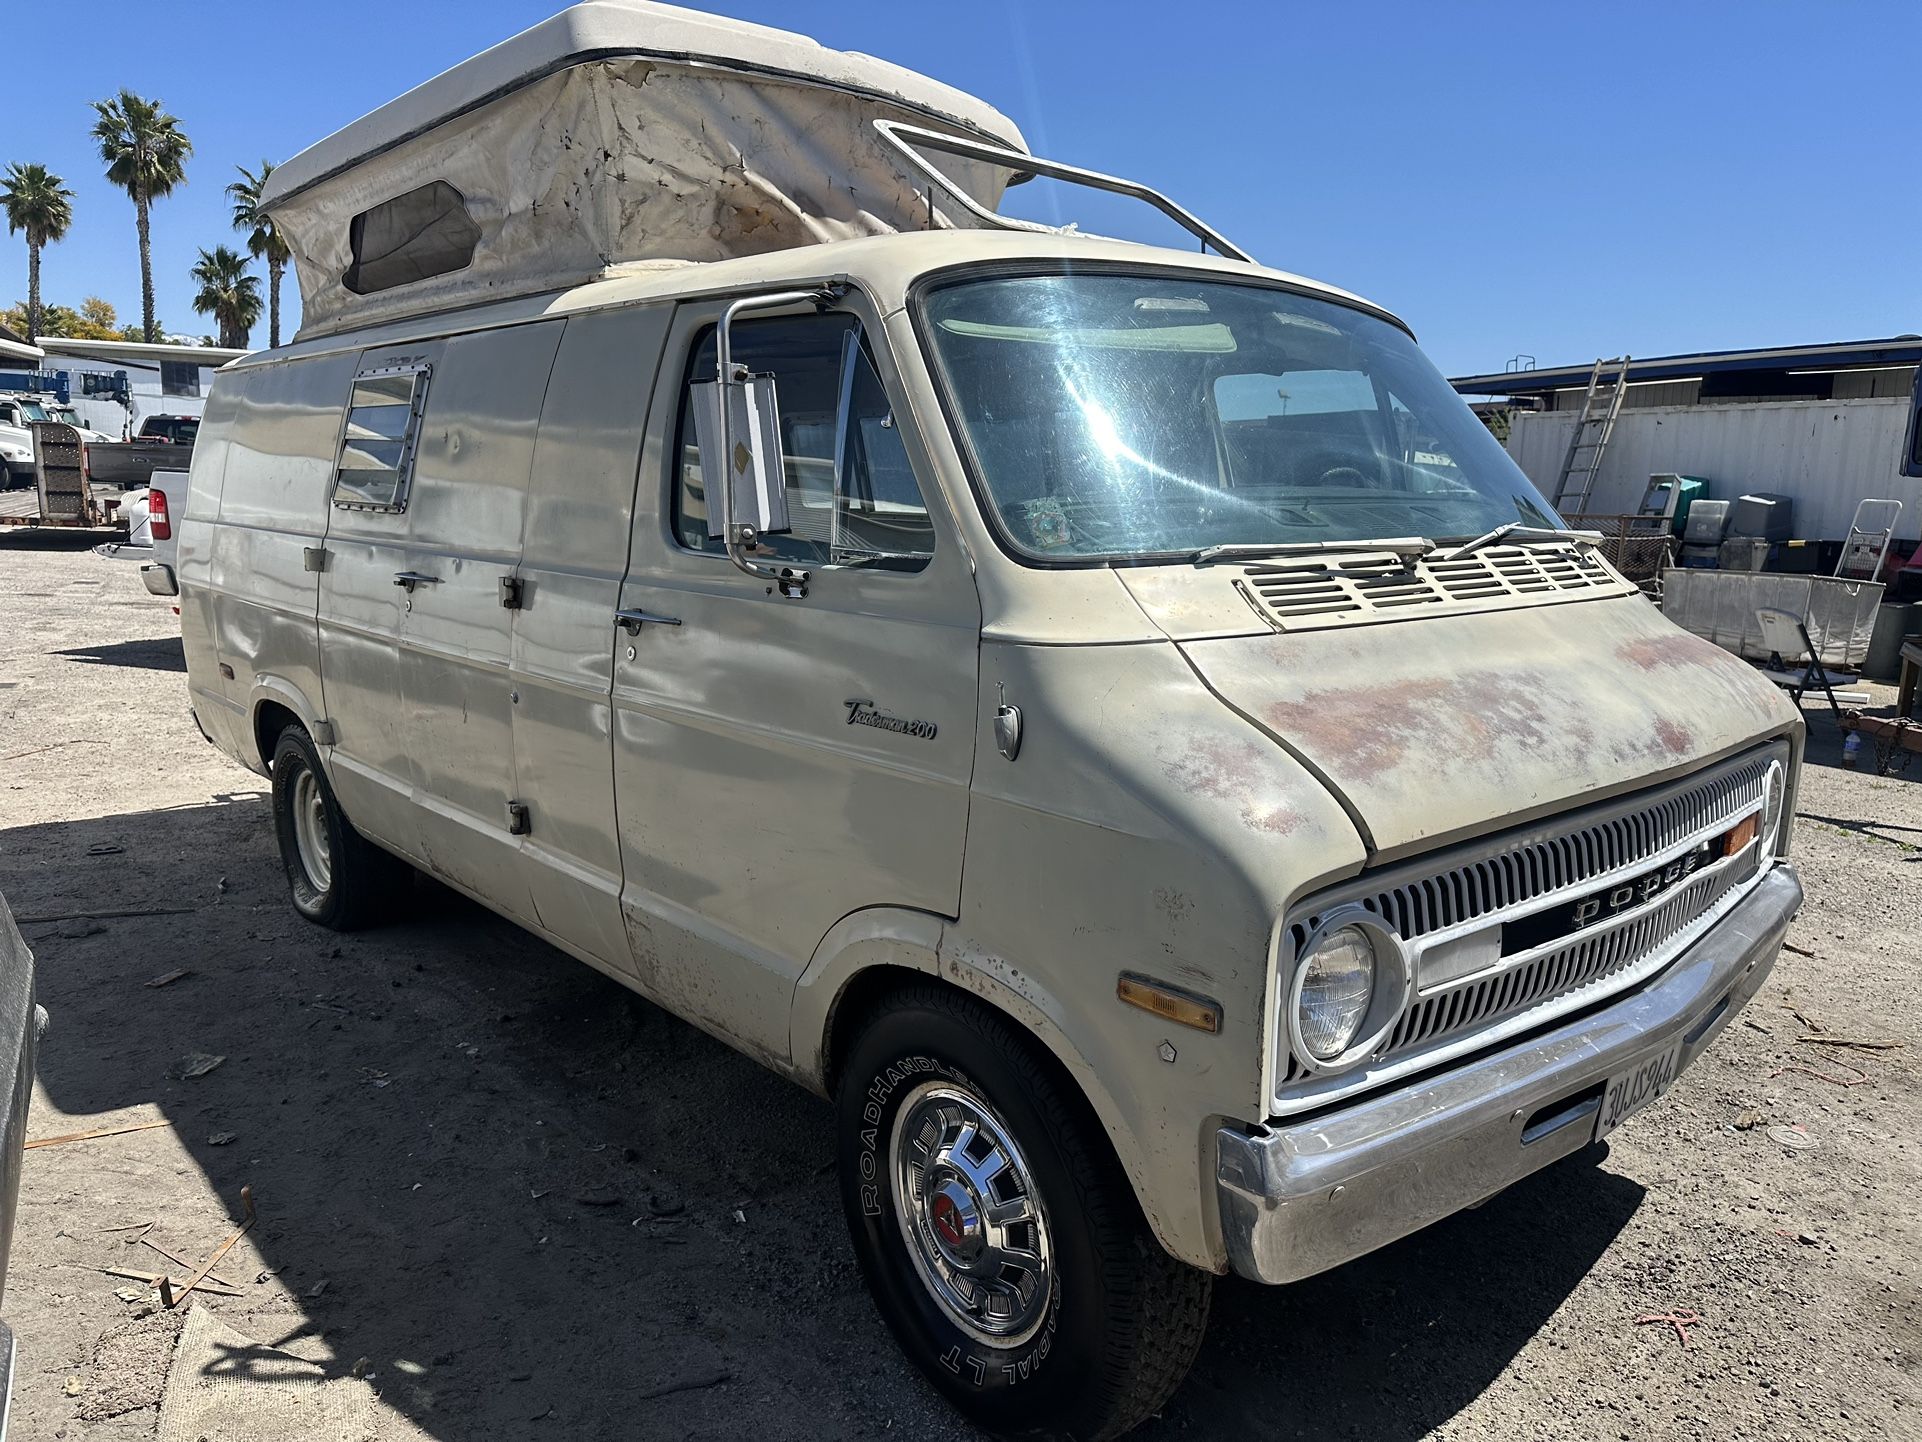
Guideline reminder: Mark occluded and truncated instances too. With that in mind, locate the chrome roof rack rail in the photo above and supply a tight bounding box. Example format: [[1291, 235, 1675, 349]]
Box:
[[873, 119, 1254, 264]]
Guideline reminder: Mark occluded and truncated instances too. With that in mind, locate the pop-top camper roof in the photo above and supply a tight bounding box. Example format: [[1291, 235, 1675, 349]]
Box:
[[263, 1, 1029, 339]]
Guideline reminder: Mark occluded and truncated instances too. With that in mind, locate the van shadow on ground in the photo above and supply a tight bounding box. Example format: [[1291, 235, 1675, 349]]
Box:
[[49, 636, 187, 672], [4, 795, 1639, 1441]]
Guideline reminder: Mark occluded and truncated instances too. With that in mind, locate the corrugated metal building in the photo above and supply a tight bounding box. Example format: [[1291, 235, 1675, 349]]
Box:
[[1452, 338, 1922, 542]]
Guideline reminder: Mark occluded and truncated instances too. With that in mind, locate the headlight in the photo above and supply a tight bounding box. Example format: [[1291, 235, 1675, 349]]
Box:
[[1761, 760, 1786, 859], [1289, 909, 1411, 1071], [1298, 926, 1375, 1059]]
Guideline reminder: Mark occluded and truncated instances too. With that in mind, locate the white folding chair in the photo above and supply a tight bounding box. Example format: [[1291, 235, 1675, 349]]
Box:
[[1756, 607, 1843, 721]]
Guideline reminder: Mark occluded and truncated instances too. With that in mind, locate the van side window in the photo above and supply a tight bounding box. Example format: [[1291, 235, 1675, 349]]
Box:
[[332, 364, 431, 511], [672, 314, 935, 572]]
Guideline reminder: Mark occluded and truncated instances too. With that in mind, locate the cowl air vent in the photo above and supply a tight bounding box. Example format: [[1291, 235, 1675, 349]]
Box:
[[1236, 544, 1637, 633]]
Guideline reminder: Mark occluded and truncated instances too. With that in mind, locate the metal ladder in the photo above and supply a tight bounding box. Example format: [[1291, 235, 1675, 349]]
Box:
[[1551, 356, 1632, 513]]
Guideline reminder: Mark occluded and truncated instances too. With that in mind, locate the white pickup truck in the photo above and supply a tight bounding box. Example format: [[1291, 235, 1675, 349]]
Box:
[[93, 468, 187, 604]]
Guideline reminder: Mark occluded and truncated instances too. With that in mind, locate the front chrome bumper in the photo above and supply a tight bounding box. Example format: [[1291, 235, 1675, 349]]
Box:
[[1216, 864, 1801, 1285]]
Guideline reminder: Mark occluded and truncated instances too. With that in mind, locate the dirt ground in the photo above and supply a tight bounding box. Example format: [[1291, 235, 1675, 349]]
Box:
[[0, 529, 1916, 1442]]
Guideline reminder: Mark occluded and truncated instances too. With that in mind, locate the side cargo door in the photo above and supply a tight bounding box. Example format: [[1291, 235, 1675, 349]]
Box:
[[393, 322, 562, 916], [315, 341, 442, 856], [610, 297, 981, 1062], [508, 305, 671, 968]]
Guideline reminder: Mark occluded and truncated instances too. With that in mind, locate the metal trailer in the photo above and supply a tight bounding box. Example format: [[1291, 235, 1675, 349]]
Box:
[[1659, 567, 1885, 667], [0, 422, 130, 532]]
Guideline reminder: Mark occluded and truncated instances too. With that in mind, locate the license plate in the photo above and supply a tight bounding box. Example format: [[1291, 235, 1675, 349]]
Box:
[[1595, 1038, 1686, 1140]]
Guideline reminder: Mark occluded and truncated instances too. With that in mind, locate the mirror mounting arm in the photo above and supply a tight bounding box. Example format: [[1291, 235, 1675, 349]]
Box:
[[715, 286, 843, 599]]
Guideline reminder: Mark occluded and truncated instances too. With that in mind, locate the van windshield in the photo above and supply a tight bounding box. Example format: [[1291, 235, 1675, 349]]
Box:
[[919, 271, 1559, 562]]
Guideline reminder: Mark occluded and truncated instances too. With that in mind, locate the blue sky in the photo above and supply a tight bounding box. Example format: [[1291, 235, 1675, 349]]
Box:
[[4, 1, 1917, 375]]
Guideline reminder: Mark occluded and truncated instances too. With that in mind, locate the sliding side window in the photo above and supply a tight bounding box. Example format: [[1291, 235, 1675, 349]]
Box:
[[332, 364, 431, 512]]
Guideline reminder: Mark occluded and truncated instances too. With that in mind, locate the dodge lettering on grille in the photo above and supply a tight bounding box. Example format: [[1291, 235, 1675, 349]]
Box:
[[1503, 840, 1713, 956]]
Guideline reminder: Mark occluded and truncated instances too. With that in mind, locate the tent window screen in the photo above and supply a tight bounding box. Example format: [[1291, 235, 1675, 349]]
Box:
[[332, 366, 430, 511], [343, 182, 481, 296]]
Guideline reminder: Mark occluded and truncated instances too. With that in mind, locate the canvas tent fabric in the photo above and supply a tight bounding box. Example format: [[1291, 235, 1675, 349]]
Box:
[[264, 1, 1029, 339]]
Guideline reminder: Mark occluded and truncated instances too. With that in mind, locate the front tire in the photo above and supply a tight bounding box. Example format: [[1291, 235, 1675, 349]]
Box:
[[270, 725, 408, 930], [837, 985, 1211, 1441]]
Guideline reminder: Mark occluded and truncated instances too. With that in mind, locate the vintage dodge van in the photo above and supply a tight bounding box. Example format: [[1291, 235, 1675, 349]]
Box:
[[174, 4, 1804, 1437]]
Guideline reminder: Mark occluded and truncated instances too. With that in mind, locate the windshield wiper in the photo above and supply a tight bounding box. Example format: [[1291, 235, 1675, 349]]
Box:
[[1434, 523, 1603, 561], [1190, 536, 1435, 567]]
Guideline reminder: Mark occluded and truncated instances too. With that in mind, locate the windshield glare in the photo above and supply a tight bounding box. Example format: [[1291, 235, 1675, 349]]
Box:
[[920, 272, 1559, 561]]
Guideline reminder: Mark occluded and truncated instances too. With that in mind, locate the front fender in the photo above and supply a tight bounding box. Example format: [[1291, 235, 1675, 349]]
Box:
[[791, 905, 946, 1091], [791, 905, 1220, 1272]]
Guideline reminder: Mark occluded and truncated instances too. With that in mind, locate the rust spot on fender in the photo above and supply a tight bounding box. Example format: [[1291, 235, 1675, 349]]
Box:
[[1157, 735, 1307, 835]]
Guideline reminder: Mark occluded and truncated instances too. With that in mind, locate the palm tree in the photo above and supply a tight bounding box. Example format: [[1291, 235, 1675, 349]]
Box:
[[89, 90, 192, 343], [1, 164, 76, 340], [228, 160, 290, 348], [190, 246, 261, 349]]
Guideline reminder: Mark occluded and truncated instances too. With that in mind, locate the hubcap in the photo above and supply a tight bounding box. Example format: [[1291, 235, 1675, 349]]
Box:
[[890, 1082, 1052, 1347], [291, 767, 332, 892]]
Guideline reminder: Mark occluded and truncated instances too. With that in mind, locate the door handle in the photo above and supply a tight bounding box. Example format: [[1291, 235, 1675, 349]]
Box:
[[615, 608, 682, 635], [393, 571, 441, 590]]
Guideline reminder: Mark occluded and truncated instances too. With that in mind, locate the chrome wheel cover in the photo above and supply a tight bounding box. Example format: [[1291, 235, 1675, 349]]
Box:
[[890, 1081, 1053, 1347], [291, 767, 333, 892]]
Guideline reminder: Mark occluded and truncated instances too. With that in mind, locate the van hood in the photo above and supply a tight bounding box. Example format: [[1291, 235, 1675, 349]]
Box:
[[1138, 590, 1799, 859]]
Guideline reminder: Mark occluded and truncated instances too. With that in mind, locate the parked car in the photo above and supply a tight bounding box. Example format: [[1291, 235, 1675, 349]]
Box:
[[176, 7, 1806, 1437], [0, 396, 115, 488], [45, 405, 114, 445], [89, 469, 187, 611], [81, 416, 199, 491], [0, 396, 51, 489], [135, 469, 187, 604]]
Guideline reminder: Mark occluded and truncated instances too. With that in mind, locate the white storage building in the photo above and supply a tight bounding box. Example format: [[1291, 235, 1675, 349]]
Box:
[[1452, 338, 1922, 543], [32, 338, 250, 436]]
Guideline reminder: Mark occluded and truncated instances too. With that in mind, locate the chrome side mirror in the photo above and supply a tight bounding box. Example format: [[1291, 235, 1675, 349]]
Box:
[[692, 372, 788, 541], [700, 289, 841, 600]]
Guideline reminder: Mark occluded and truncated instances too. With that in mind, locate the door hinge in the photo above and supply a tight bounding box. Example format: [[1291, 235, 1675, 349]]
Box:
[[310, 719, 337, 747], [302, 546, 328, 573], [505, 801, 531, 836], [499, 575, 524, 610]]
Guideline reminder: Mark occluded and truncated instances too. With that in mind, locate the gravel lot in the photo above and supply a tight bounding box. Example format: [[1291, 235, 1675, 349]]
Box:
[[1, 530, 1917, 1441]]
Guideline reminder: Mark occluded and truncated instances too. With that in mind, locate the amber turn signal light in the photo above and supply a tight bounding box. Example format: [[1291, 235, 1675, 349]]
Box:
[[1722, 814, 1759, 857], [1117, 974, 1222, 1034]]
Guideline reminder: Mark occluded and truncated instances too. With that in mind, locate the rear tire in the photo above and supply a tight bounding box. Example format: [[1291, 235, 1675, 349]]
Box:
[[270, 725, 408, 930], [836, 984, 1211, 1441]]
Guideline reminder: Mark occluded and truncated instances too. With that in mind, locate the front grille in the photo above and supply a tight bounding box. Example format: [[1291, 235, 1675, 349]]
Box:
[[1238, 543, 1636, 634], [1272, 743, 1785, 1115]]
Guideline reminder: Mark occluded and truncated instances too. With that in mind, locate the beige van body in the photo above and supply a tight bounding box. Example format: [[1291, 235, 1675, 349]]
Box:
[[176, 9, 1806, 1432], [179, 228, 1802, 1280]]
